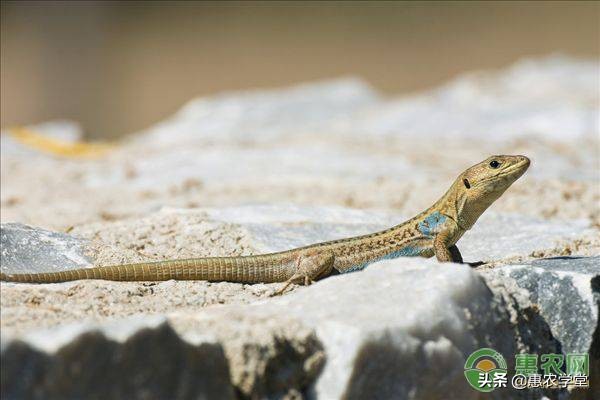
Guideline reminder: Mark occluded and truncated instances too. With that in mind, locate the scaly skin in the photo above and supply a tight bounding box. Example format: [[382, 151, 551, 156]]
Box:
[[1, 155, 530, 289]]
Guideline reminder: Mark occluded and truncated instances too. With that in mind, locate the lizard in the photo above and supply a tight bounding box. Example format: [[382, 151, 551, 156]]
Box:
[[0, 155, 530, 293]]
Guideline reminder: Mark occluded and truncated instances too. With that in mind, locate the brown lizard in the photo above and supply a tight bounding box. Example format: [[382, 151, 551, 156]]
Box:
[[0, 155, 530, 292]]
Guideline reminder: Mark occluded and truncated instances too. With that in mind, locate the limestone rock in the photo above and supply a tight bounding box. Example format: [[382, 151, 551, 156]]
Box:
[[1, 317, 235, 400], [261, 259, 522, 399], [1, 223, 93, 274], [1, 56, 598, 399], [483, 256, 599, 355], [3, 253, 597, 399], [481, 256, 600, 398]]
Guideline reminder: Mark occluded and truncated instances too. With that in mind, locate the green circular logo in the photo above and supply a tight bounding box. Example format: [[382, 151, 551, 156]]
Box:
[[464, 348, 508, 393]]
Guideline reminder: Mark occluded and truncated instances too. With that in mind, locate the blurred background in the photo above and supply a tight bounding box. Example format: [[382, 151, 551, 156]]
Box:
[[1, 1, 598, 139]]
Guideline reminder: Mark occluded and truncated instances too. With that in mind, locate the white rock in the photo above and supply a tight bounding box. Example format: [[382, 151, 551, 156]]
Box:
[[2, 259, 526, 399], [1, 316, 235, 400], [271, 259, 516, 399]]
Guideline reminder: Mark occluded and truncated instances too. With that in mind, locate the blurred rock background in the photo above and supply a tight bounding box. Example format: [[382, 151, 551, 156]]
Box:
[[1, 1, 598, 139]]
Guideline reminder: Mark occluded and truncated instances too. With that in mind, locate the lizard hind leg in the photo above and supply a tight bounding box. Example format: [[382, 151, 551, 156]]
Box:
[[273, 250, 335, 296]]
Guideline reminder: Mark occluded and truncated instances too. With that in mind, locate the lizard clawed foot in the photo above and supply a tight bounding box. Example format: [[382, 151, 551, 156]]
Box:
[[467, 261, 486, 267], [272, 274, 315, 296]]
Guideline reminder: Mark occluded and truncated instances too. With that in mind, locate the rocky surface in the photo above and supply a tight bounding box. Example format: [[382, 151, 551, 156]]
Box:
[[1, 56, 598, 399], [1, 218, 598, 399], [2, 57, 598, 231], [3, 257, 597, 399], [1, 317, 236, 400], [482, 257, 600, 399], [483, 257, 599, 356], [0, 260, 518, 399], [1, 223, 94, 273]]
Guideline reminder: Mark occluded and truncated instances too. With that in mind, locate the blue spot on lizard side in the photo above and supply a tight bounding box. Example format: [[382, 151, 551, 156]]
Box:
[[418, 211, 447, 237]]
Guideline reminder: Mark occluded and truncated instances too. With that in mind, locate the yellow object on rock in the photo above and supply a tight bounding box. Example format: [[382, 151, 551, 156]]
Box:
[[8, 127, 115, 159]]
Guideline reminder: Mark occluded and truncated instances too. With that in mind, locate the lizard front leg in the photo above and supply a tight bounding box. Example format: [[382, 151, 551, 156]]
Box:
[[436, 233, 484, 266], [273, 250, 335, 295], [432, 222, 456, 263]]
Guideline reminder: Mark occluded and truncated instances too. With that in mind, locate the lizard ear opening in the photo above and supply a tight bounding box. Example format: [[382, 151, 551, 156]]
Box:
[[463, 178, 471, 189]]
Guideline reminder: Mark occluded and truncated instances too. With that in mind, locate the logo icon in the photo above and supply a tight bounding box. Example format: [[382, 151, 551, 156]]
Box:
[[464, 348, 508, 393], [566, 354, 589, 376]]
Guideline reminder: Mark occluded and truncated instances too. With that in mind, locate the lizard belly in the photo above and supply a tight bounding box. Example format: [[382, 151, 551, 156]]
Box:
[[340, 245, 427, 273]]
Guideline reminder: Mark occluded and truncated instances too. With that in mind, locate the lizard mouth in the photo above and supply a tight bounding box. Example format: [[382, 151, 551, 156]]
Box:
[[477, 158, 530, 186], [499, 163, 527, 178], [502, 158, 530, 177]]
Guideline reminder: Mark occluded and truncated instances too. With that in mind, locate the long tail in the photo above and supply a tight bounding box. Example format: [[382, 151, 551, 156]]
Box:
[[0, 255, 292, 284]]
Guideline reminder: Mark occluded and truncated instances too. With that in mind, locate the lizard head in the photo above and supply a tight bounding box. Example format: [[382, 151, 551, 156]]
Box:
[[454, 155, 530, 228]]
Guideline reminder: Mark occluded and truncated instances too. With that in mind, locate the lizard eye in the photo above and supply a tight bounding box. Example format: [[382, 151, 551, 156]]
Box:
[[463, 178, 471, 189], [489, 160, 500, 169]]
